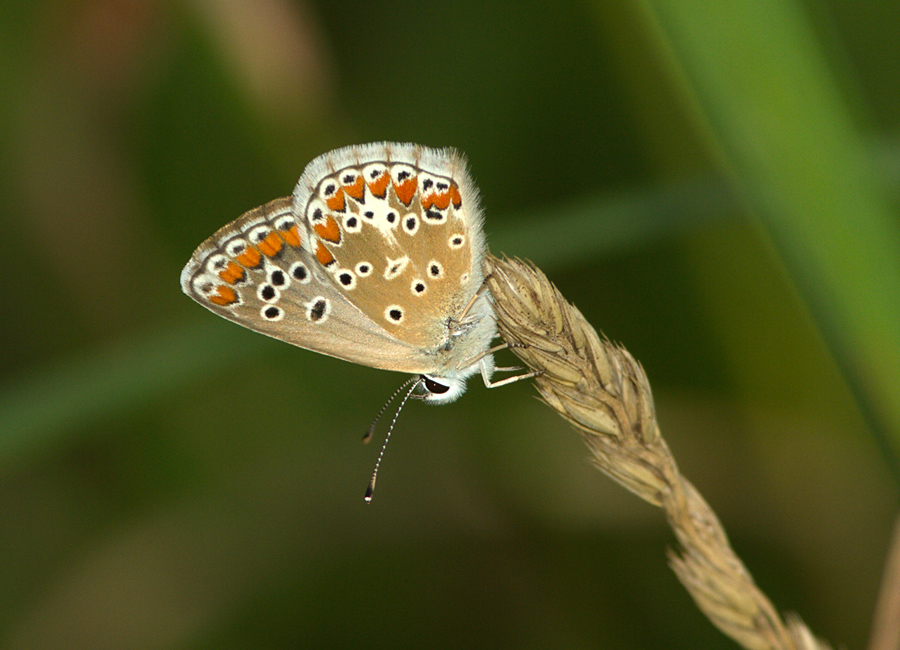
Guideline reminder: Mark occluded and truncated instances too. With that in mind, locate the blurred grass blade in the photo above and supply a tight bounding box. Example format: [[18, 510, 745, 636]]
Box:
[[493, 175, 738, 267], [0, 178, 739, 469], [0, 321, 264, 471], [641, 0, 900, 461]]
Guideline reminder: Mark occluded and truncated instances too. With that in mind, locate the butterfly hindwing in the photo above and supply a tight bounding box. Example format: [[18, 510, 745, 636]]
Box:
[[293, 143, 485, 352], [180, 197, 435, 373]]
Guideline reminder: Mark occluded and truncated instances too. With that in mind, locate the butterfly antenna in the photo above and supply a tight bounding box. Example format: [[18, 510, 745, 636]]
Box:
[[364, 377, 421, 503], [363, 376, 418, 444]]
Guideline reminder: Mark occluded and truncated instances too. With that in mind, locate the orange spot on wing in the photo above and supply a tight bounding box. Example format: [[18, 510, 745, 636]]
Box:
[[313, 215, 341, 243], [279, 224, 301, 247], [315, 240, 335, 266], [394, 177, 417, 206], [235, 245, 262, 268], [433, 191, 452, 209], [257, 231, 284, 257], [343, 175, 365, 200], [367, 171, 390, 198], [326, 188, 346, 212], [219, 261, 245, 284], [450, 184, 462, 209], [422, 191, 451, 211], [208, 285, 238, 306]]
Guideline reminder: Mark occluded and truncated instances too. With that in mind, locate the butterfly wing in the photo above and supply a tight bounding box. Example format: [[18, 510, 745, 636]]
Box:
[[292, 143, 495, 369], [180, 197, 437, 373]]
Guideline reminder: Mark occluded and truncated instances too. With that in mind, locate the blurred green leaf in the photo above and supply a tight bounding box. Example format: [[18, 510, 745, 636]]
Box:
[[642, 0, 900, 464]]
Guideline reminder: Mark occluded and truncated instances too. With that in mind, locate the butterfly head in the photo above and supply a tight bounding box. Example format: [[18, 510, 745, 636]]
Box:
[[418, 374, 466, 404], [417, 350, 493, 404]]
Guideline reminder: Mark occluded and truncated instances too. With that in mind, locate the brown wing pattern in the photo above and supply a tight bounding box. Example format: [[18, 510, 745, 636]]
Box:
[[180, 197, 435, 373], [296, 150, 481, 351]]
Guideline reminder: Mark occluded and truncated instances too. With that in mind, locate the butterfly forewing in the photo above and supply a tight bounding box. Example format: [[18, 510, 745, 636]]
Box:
[[180, 197, 435, 373]]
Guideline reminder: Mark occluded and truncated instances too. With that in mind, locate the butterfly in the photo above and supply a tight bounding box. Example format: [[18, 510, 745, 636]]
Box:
[[181, 142, 527, 407]]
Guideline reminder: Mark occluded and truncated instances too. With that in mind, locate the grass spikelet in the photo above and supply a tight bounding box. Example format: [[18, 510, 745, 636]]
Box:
[[484, 253, 833, 650]]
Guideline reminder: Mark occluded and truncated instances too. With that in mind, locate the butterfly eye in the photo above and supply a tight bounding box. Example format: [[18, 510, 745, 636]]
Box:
[[423, 377, 450, 394]]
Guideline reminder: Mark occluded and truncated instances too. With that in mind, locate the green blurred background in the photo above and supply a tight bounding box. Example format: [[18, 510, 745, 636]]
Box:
[[1, 0, 898, 648]]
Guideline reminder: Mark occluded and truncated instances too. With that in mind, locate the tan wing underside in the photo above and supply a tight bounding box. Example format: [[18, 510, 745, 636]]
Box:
[[180, 198, 439, 374], [304, 168, 478, 351]]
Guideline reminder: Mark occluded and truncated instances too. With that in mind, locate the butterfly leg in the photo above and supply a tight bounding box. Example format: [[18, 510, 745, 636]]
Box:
[[464, 341, 510, 367], [462, 341, 535, 374], [479, 358, 540, 389], [458, 274, 494, 322]]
